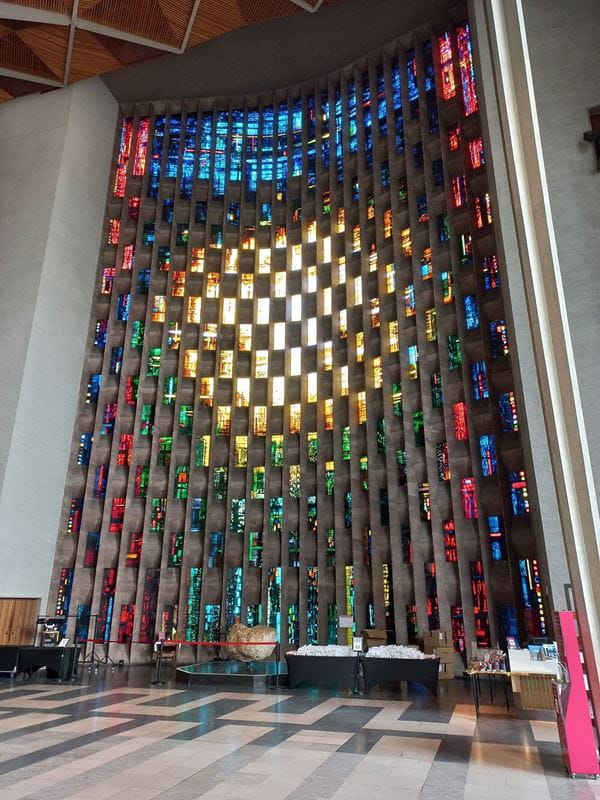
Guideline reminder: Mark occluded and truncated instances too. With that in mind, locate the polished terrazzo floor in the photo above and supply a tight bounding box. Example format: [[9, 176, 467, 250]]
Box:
[[0, 666, 597, 800]]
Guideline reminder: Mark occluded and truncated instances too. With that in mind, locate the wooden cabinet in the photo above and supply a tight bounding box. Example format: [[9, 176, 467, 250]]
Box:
[[0, 598, 40, 645]]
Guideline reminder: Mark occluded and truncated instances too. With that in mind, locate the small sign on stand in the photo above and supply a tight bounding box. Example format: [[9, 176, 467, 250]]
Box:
[[151, 634, 167, 686]]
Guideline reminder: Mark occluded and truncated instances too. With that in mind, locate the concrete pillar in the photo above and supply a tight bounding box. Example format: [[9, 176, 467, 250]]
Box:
[[470, 1, 570, 617], [0, 78, 118, 608], [473, 0, 600, 728]]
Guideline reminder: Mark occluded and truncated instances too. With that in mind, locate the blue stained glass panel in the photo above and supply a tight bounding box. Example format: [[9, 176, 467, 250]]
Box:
[[116, 293, 131, 321], [261, 106, 274, 182], [407, 49, 419, 118], [77, 433, 93, 466], [87, 374, 102, 404], [198, 112, 212, 180], [464, 295, 480, 330], [363, 71, 372, 167], [245, 110, 259, 199], [377, 64, 387, 137], [229, 109, 244, 182], [391, 59, 404, 151], [307, 94, 316, 190], [148, 115, 165, 198], [290, 98, 301, 178], [335, 87, 343, 180], [348, 79, 358, 153], [320, 90, 330, 169], [499, 392, 519, 432], [137, 269, 150, 294], [479, 434, 497, 476], [180, 113, 197, 198], [488, 515, 506, 561], [213, 111, 228, 198], [472, 361, 489, 400], [165, 114, 181, 178]]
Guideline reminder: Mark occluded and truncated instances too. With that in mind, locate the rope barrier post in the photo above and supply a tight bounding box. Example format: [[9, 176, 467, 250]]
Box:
[[275, 641, 280, 689], [151, 641, 166, 686]]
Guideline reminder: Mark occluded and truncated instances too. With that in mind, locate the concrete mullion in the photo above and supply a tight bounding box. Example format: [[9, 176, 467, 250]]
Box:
[[85, 108, 145, 651], [395, 36, 436, 637], [415, 50, 462, 636], [376, 48, 416, 643], [430, 92, 480, 651], [156, 106, 200, 651]]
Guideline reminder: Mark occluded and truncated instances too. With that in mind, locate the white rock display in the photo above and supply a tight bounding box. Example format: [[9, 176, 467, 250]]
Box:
[[364, 645, 427, 659], [226, 623, 277, 661], [290, 645, 355, 657]]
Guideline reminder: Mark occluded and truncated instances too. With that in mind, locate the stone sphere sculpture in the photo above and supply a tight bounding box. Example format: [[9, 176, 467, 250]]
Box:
[[226, 623, 277, 661]]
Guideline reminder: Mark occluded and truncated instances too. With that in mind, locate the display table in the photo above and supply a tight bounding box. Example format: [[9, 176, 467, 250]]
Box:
[[360, 656, 440, 696], [506, 649, 560, 712], [0, 646, 20, 677], [0, 645, 80, 680], [466, 670, 511, 715], [285, 654, 441, 695], [285, 654, 359, 691]]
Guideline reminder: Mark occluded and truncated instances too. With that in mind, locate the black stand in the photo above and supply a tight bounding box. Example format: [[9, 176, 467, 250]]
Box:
[[470, 671, 511, 716], [214, 625, 225, 661], [269, 642, 281, 690], [151, 641, 166, 685], [78, 614, 97, 665], [80, 616, 115, 672]]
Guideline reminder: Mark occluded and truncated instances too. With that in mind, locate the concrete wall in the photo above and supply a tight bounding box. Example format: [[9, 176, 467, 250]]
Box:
[[0, 78, 118, 606], [522, 0, 600, 500], [103, 0, 456, 103], [469, 0, 572, 610], [0, 88, 70, 497]]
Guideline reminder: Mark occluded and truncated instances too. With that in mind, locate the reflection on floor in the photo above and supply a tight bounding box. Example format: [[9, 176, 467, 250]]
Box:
[[0, 666, 596, 800]]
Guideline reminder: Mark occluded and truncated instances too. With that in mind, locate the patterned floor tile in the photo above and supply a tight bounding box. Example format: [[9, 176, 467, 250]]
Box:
[[0, 666, 585, 800]]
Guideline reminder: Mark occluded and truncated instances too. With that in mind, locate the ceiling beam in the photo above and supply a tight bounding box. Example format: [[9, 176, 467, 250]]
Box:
[[0, 65, 61, 87], [178, 0, 202, 53], [75, 19, 179, 52], [0, 0, 316, 95], [0, 2, 181, 53], [289, 0, 325, 12], [62, 0, 78, 86], [0, 2, 69, 25]]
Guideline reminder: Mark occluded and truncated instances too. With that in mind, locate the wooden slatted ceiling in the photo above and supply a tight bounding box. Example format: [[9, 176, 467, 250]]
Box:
[[189, 0, 300, 46], [77, 0, 196, 48], [157, 0, 198, 42], [240, 0, 303, 23], [7, 0, 73, 13], [69, 28, 162, 81], [0, 73, 53, 96], [0, 20, 68, 80], [91, 31, 164, 65], [189, 0, 251, 44], [0, 0, 344, 103], [20, 23, 69, 79]]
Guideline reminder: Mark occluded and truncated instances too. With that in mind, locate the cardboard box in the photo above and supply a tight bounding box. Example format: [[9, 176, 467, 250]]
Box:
[[423, 629, 451, 648], [360, 628, 387, 649], [438, 661, 455, 680], [431, 645, 454, 664]]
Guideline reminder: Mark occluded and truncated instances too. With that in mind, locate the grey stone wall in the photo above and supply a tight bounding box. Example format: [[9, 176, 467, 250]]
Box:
[[0, 78, 118, 606], [522, 0, 600, 502]]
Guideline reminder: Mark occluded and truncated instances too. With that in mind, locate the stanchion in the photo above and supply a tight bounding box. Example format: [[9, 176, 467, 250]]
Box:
[[79, 615, 99, 666], [151, 641, 166, 686], [76, 637, 279, 686]]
